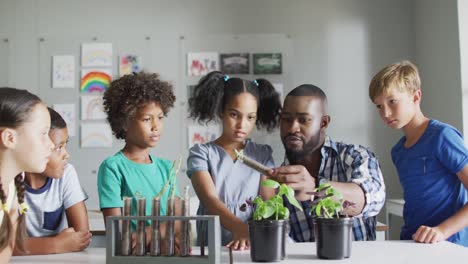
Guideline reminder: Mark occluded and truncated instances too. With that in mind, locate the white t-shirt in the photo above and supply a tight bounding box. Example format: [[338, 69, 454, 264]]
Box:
[[25, 164, 87, 237]]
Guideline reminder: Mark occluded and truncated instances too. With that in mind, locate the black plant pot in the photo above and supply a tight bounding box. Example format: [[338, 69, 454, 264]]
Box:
[[313, 217, 353, 259], [249, 219, 287, 262]]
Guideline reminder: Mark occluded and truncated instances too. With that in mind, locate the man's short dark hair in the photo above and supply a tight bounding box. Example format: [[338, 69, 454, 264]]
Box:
[[286, 84, 327, 101]]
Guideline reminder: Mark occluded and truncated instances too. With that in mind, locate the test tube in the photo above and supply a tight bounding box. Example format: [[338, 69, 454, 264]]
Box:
[[150, 197, 161, 256], [165, 197, 175, 256], [135, 197, 146, 256], [180, 186, 190, 256], [235, 149, 270, 175], [121, 197, 132, 256], [200, 221, 206, 256]]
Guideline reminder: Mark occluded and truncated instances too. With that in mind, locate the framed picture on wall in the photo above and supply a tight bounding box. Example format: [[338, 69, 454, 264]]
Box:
[[220, 53, 249, 74], [80, 123, 113, 148], [52, 55, 75, 88], [253, 53, 282, 74], [53, 103, 76, 137], [81, 95, 106, 120], [188, 125, 219, 148], [81, 43, 113, 67], [187, 52, 219, 77], [119, 54, 143, 77], [80, 68, 112, 93]]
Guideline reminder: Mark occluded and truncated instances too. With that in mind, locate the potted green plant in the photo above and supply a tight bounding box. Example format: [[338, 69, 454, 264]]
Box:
[[309, 182, 355, 259], [241, 179, 303, 262]]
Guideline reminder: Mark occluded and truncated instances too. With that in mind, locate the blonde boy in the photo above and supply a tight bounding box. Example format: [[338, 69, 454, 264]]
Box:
[[369, 60, 468, 246]]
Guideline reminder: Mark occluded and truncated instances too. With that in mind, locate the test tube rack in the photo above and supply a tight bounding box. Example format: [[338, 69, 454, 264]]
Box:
[[106, 215, 221, 264]]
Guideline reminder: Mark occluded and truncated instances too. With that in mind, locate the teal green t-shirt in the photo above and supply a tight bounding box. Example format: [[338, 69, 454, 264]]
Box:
[[97, 151, 180, 227]]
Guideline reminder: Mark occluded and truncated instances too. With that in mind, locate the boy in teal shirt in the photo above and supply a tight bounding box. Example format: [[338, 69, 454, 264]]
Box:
[[98, 152, 177, 225], [97, 72, 179, 247], [369, 61, 468, 246]]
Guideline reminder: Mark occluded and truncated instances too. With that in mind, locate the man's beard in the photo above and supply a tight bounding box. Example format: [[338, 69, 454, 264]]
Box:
[[285, 148, 306, 164], [284, 135, 321, 164]]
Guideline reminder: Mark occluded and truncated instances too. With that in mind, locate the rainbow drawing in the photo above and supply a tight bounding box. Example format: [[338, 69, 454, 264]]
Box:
[[81, 95, 106, 120], [80, 69, 112, 93], [81, 43, 113, 67], [81, 123, 112, 148]]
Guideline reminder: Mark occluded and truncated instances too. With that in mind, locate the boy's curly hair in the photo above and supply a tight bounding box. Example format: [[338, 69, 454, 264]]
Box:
[[103, 72, 176, 139]]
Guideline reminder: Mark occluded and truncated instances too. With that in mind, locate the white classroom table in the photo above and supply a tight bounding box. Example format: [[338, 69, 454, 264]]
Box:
[[10, 241, 468, 264]]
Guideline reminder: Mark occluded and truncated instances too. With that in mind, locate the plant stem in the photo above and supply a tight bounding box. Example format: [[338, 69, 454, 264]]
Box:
[[169, 157, 182, 200], [275, 201, 278, 220], [155, 160, 176, 200]]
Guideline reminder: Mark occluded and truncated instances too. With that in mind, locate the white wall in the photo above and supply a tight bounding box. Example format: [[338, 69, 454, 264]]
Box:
[[0, 0, 421, 221], [459, 0, 468, 143], [414, 0, 463, 130]]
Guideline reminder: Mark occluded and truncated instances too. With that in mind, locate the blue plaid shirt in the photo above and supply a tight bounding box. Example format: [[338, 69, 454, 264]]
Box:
[[284, 136, 386, 242]]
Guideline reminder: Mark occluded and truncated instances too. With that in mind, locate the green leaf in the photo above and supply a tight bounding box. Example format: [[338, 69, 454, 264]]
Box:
[[261, 179, 280, 189], [257, 204, 266, 217], [325, 186, 335, 196], [287, 196, 303, 212], [262, 205, 276, 219], [280, 184, 303, 212], [308, 183, 351, 218], [315, 203, 322, 216], [323, 198, 337, 212], [278, 206, 289, 220], [264, 200, 276, 213], [279, 184, 293, 197], [264, 200, 276, 208], [253, 209, 261, 221], [271, 195, 282, 205], [253, 196, 263, 206]]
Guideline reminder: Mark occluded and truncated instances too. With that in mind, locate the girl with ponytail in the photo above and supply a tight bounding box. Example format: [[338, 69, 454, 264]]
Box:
[[0, 87, 53, 262], [187, 71, 281, 251]]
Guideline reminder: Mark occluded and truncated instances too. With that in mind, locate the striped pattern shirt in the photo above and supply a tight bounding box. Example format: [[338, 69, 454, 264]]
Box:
[[284, 136, 386, 242]]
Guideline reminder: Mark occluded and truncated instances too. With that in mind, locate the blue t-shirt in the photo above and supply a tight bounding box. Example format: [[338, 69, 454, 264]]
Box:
[[392, 119, 468, 246]]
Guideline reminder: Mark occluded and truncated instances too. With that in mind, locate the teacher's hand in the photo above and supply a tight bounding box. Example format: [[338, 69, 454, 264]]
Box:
[[269, 165, 317, 201]]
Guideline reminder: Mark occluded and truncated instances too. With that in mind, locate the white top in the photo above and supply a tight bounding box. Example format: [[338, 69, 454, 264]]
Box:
[[25, 164, 87, 237], [0, 181, 17, 226], [9, 241, 468, 264]]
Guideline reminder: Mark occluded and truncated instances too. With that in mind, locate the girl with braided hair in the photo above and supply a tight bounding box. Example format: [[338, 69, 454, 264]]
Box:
[[186, 71, 281, 250], [0, 87, 53, 262]]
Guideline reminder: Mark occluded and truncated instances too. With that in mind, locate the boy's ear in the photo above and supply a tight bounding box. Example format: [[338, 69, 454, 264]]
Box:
[[321, 115, 331, 129], [0, 128, 17, 149], [413, 89, 422, 103]]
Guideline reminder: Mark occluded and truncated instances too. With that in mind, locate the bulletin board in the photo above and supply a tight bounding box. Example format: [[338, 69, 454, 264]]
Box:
[[37, 34, 174, 209], [35, 33, 293, 209]]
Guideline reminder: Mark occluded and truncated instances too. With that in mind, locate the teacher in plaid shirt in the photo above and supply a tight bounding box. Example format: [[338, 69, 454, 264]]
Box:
[[269, 84, 386, 241]]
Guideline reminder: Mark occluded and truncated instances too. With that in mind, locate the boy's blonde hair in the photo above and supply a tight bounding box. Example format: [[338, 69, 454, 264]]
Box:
[[369, 60, 421, 101]]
